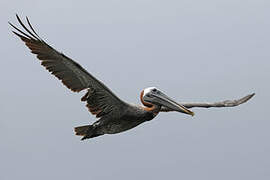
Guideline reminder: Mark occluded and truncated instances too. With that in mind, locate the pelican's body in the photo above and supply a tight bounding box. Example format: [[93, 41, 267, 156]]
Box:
[[10, 15, 254, 140], [87, 104, 157, 137]]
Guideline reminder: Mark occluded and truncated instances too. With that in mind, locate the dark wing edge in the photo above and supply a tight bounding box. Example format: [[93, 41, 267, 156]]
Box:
[[160, 93, 255, 112], [10, 14, 128, 118], [9, 14, 91, 92]]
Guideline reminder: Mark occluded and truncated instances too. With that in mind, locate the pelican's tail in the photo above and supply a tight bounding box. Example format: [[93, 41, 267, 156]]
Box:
[[74, 125, 90, 136], [74, 125, 102, 140]]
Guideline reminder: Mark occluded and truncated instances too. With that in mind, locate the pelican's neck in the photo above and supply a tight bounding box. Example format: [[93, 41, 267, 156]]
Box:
[[140, 90, 153, 107], [140, 90, 160, 114]]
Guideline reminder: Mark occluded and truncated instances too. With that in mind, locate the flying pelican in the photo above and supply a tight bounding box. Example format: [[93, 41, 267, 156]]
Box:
[[9, 15, 255, 140]]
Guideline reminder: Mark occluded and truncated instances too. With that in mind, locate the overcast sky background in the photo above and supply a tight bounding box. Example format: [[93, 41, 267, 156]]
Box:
[[1, 0, 269, 179]]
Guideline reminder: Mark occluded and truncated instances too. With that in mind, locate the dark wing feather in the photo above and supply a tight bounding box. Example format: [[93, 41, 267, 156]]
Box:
[[10, 15, 128, 118]]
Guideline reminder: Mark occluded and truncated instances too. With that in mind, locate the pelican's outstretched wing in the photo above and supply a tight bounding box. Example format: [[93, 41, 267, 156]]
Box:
[[10, 15, 127, 118], [160, 93, 255, 112]]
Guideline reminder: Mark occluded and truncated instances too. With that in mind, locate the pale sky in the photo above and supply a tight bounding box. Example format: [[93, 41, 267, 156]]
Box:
[[1, 0, 269, 179]]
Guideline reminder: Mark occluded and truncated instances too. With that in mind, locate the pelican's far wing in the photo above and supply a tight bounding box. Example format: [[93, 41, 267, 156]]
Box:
[[160, 93, 255, 112], [10, 15, 128, 118]]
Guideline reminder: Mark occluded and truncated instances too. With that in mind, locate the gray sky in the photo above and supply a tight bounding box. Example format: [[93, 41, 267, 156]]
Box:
[[1, 0, 269, 179]]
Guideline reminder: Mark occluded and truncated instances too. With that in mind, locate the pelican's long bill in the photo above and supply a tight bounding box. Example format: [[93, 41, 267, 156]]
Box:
[[154, 92, 194, 116], [143, 88, 195, 116]]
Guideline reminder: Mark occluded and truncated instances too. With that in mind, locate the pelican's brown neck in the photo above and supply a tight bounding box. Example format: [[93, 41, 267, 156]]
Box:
[[140, 90, 160, 114], [140, 90, 153, 107]]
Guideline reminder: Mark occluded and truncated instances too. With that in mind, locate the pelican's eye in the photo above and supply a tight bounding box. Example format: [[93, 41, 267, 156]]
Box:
[[152, 88, 157, 92]]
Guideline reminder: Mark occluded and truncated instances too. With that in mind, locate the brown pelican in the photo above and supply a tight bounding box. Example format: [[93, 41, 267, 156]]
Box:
[[9, 15, 255, 140]]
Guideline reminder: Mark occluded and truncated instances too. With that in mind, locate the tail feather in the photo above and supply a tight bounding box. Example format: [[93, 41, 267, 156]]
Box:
[[74, 125, 102, 140], [74, 125, 90, 136]]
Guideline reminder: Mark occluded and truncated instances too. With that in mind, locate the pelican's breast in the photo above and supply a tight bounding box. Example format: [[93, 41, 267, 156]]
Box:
[[98, 105, 156, 134]]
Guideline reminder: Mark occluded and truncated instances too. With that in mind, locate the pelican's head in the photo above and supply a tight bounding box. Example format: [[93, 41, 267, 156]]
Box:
[[141, 87, 194, 116]]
